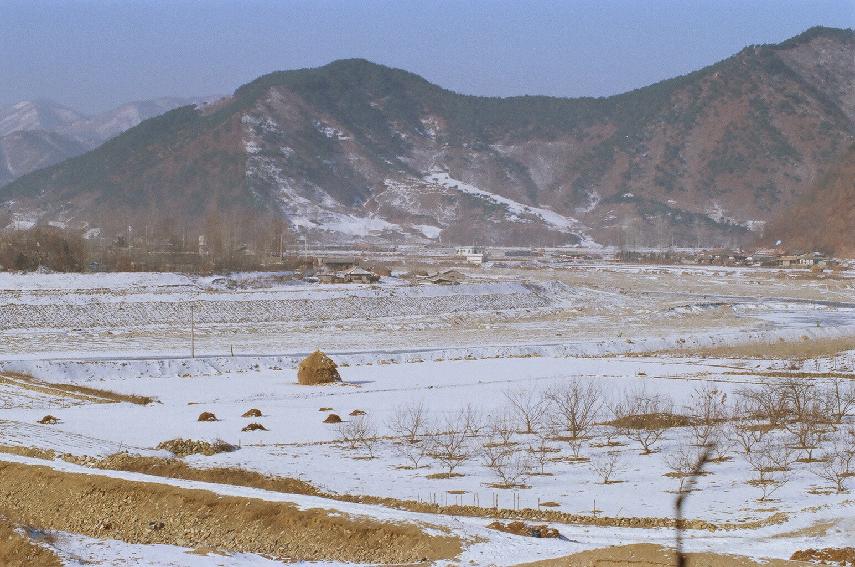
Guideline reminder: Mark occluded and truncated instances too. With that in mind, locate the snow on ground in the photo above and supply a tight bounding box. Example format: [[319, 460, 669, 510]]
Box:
[[1, 264, 853, 565]]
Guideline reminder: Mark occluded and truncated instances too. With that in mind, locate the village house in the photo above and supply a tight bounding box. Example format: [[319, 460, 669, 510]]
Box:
[[455, 246, 487, 265]]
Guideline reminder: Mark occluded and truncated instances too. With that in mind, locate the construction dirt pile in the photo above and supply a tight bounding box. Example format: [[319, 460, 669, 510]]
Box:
[[297, 350, 341, 385], [0, 461, 460, 564]]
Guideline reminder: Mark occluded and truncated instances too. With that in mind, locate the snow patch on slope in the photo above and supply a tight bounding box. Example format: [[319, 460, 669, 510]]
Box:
[[423, 171, 597, 245]]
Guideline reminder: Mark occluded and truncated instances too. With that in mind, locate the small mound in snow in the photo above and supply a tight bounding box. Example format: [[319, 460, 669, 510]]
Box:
[[323, 414, 342, 424], [197, 411, 218, 422], [156, 438, 236, 457], [241, 422, 268, 432], [37, 415, 60, 425], [241, 408, 263, 418]]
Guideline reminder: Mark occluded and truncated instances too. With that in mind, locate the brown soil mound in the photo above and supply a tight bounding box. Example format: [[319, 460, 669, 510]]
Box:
[[791, 547, 855, 564], [241, 423, 268, 432], [515, 543, 805, 566], [197, 412, 217, 422], [0, 461, 459, 564], [487, 521, 559, 538], [241, 408, 262, 418], [349, 409, 367, 416], [0, 519, 61, 567], [607, 413, 692, 430], [36, 415, 59, 425], [297, 351, 341, 385], [156, 439, 236, 457], [323, 414, 343, 424]]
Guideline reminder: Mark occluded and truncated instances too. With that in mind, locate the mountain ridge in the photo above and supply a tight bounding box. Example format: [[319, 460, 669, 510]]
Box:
[[2, 26, 853, 248]]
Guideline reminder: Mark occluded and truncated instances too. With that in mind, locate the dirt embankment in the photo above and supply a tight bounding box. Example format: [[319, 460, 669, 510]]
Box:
[[0, 520, 61, 567], [514, 543, 809, 566], [0, 372, 155, 405], [0, 461, 460, 564], [61, 453, 784, 532]]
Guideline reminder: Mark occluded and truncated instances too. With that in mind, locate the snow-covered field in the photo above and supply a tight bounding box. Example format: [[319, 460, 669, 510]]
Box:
[[1, 264, 853, 565]]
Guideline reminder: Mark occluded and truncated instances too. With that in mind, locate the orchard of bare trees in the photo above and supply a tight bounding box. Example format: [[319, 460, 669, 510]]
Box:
[[332, 376, 855, 502]]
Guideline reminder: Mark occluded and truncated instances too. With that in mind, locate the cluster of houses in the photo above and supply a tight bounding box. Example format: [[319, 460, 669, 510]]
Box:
[[692, 250, 834, 269], [314, 257, 381, 284]]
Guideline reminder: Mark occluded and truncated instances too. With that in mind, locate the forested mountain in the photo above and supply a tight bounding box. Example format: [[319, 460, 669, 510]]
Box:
[[2, 26, 852, 248]]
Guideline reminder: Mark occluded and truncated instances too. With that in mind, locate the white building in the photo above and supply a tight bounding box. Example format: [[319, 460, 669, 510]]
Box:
[[455, 246, 487, 265]]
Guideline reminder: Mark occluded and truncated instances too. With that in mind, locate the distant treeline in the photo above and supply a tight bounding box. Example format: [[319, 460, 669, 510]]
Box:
[[0, 226, 311, 273]]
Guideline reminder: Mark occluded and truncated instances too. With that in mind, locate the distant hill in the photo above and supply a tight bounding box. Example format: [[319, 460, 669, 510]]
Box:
[[763, 144, 855, 257], [1, 26, 853, 247], [0, 97, 217, 185]]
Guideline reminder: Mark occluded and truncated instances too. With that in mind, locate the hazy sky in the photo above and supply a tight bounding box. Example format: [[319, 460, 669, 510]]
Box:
[[1, 0, 853, 114]]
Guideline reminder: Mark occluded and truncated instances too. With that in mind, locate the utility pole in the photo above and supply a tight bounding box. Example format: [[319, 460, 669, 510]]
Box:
[[190, 301, 195, 359]]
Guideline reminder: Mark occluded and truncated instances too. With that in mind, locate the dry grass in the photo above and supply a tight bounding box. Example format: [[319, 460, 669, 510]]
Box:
[[606, 413, 693, 430], [0, 461, 460, 564], [241, 423, 268, 432], [0, 372, 155, 405], [651, 336, 855, 360], [0, 519, 62, 567], [241, 408, 262, 417]]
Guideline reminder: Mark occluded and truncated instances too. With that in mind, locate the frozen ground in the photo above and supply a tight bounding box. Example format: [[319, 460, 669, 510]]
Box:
[[0, 263, 853, 565]]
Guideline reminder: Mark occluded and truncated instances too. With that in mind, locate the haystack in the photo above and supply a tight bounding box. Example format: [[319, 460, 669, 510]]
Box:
[[197, 411, 218, 422], [323, 413, 342, 424], [242, 408, 263, 418], [297, 350, 341, 385], [37, 415, 59, 425], [241, 423, 268, 432]]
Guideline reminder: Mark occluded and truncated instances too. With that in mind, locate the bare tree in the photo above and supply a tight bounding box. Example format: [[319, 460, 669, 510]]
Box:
[[480, 413, 518, 472], [428, 410, 474, 475], [527, 433, 560, 475], [664, 441, 708, 494], [336, 415, 378, 457], [483, 446, 531, 488], [686, 384, 728, 451], [823, 379, 855, 425], [590, 451, 624, 484], [485, 411, 518, 447], [388, 401, 427, 443], [743, 436, 794, 501], [460, 403, 486, 438], [776, 381, 829, 461], [504, 386, 548, 434], [811, 428, 855, 493], [392, 437, 430, 469], [735, 384, 787, 426], [612, 388, 674, 455], [546, 380, 603, 441]]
